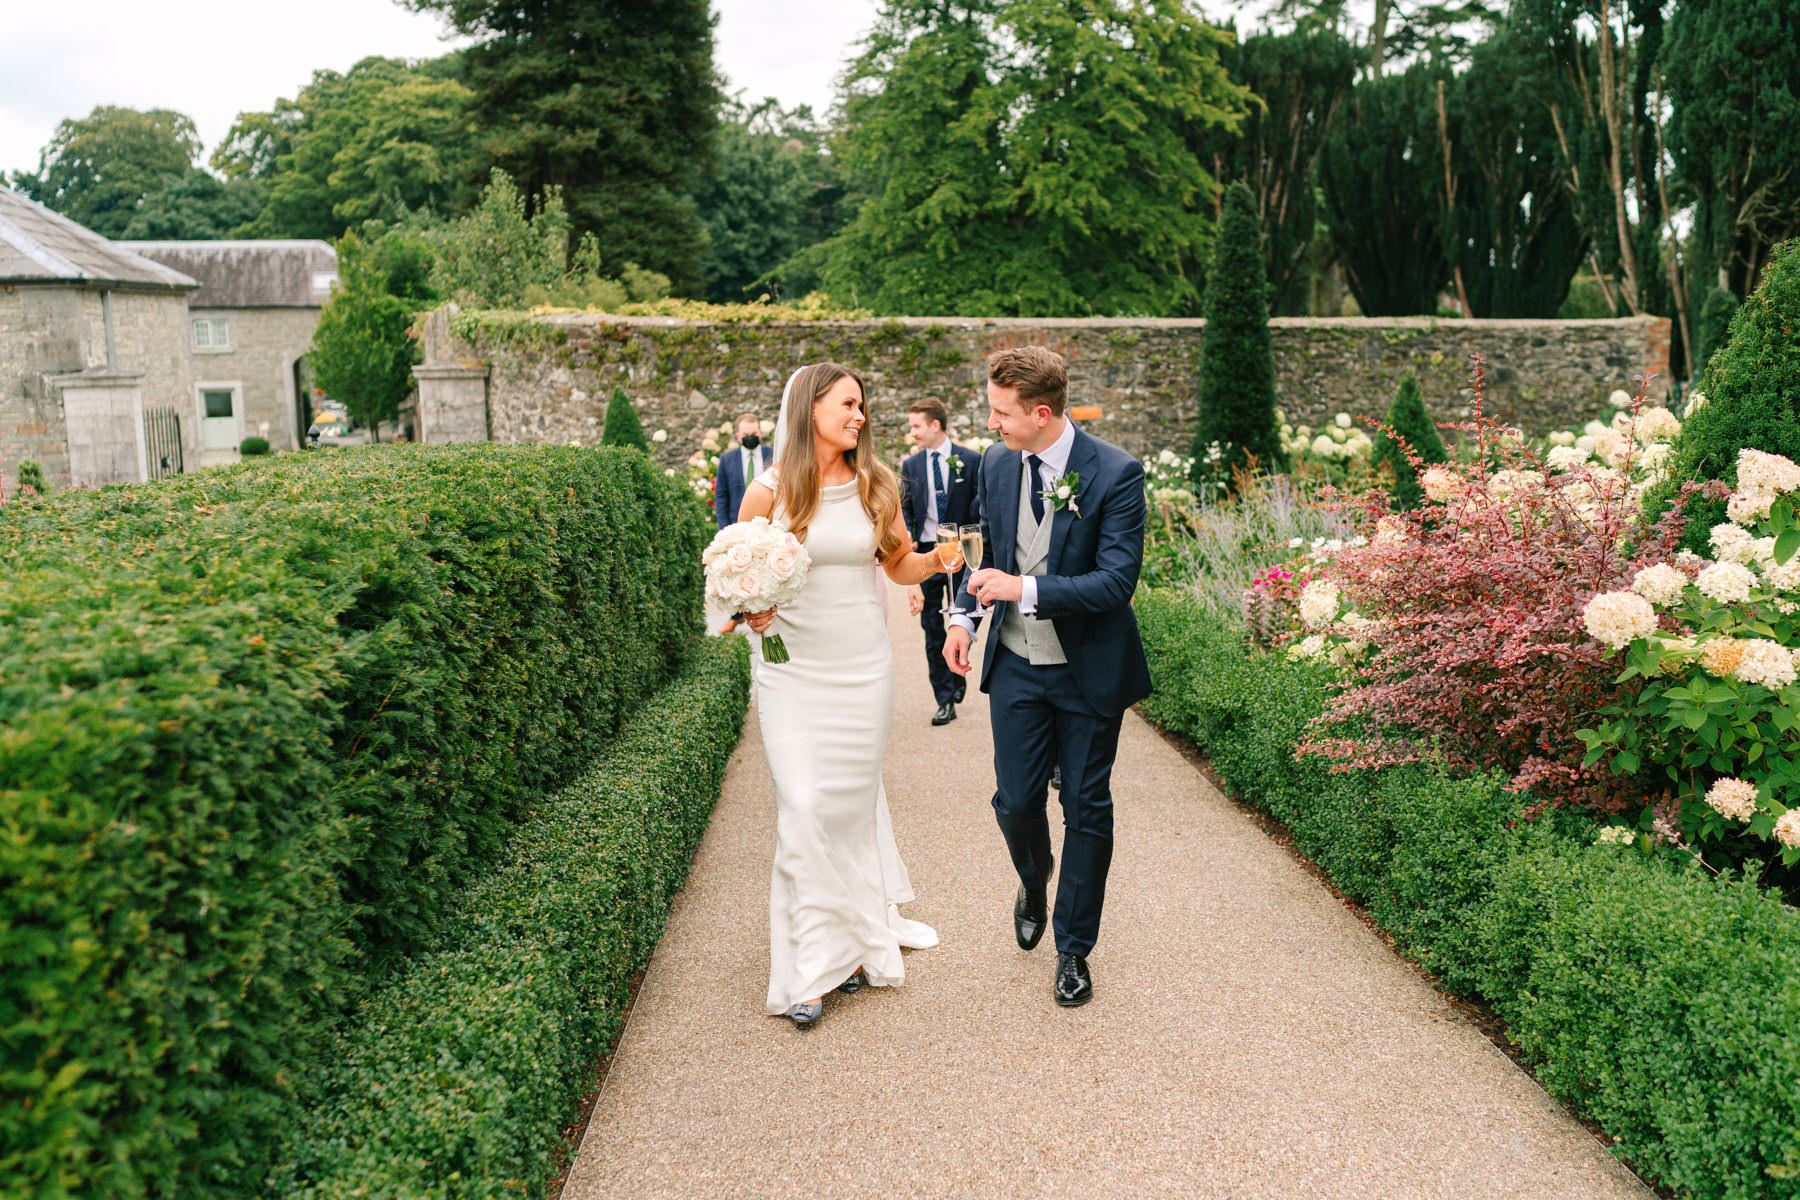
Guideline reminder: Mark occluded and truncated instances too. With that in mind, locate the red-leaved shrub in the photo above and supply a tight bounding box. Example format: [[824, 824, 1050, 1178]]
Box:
[[1296, 365, 1719, 804]]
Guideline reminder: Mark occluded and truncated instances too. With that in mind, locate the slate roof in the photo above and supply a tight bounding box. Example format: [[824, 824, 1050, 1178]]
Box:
[[0, 186, 197, 291], [118, 240, 338, 308]]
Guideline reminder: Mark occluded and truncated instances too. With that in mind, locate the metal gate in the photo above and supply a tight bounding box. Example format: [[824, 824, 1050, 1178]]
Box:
[[145, 407, 183, 479]]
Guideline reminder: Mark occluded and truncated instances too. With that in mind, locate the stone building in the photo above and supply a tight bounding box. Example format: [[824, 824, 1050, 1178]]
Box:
[[0, 186, 198, 489], [121, 240, 337, 460]]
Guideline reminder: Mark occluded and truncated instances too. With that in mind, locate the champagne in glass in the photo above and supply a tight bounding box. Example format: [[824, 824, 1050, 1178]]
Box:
[[935, 525, 962, 613], [959, 526, 987, 616]]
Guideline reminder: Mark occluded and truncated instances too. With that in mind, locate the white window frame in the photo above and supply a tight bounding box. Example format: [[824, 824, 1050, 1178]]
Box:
[[311, 271, 339, 294], [193, 317, 233, 353], [195, 381, 245, 451]]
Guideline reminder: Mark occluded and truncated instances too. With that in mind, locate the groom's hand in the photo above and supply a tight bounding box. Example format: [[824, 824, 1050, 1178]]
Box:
[[944, 625, 973, 676], [969, 568, 1024, 605]]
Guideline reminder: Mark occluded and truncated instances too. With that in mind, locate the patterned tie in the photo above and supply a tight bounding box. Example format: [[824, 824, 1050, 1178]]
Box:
[[931, 451, 949, 522], [1027, 454, 1045, 525]]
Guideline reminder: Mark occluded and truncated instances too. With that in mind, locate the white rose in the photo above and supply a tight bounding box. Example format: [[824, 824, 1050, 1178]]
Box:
[[730, 573, 760, 602]]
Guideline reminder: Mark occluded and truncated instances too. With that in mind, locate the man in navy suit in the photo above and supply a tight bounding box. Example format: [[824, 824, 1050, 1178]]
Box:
[[713, 412, 772, 530], [945, 346, 1153, 1008], [900, 398, 983, 726]]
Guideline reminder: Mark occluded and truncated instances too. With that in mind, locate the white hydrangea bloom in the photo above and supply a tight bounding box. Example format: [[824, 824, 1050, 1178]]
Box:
[[1548, 430, 1577, 447], [1595, 825, 1636, 845], [1334, 413, 1353, 429], [1420, 467, 1459, 502], [1638, 442, 1672, 472], [1775, 809, 1800, 848], [1583, 420, 1610, 438], [1727, 489, 1776, 526], [1695, 561, 1756, 603], [1704, 778, 1759, 821], [1630, 563, 1689, 607], [1735, 639, 1798, 689], [1760, 552, 1800, 591], [1575, 434, 1599, 454], [1608, 389, 1634, 410], [1685, 390, 1708, 415], [1488, 469, 1544, 497], [1711, 523, 1756, 562], [1581, 591, 1658, 649], [1593, 428, 1631, 467], [1738, 448, 1800, 495], [1311, 434, 1337, 458], [1298, 580, 1342, 629], [1545, 445, 1591, 471], [1674, 549, 1706, 571], [1633, 407, 1682, 441]]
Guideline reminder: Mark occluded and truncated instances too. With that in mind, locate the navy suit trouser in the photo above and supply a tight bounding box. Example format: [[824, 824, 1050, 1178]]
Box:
[[987, 644, 1120, 959]]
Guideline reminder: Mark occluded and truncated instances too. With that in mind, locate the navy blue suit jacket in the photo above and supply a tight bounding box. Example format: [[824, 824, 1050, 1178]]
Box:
[[714, 443, 773, 528], [956, 425, 1154, 718], [900, 442, 983, 546]]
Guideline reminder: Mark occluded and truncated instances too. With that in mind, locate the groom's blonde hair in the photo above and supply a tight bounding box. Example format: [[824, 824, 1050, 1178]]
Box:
[[775, 362, 905, 564], [987, 346, 1068, 416]]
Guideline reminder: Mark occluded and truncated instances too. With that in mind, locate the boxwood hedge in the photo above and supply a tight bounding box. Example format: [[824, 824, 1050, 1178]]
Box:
[[271, 634, 749, 1199], [1137, 588, 1800, 1199], [1, 445, 705, 1197]]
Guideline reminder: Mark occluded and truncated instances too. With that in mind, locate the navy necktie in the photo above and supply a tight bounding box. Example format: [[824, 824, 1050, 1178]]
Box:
[[1027, 454, 1045, 525], [931, 452, 949, 522]]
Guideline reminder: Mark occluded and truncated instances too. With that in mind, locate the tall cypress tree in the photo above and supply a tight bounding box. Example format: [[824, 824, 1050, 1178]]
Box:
[[1192, 182, 1282, 482], [407, 0, 721, 293]]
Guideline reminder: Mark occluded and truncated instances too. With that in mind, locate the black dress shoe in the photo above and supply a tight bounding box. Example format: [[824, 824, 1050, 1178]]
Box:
[[931, 702, 956, 726], [953, 680, 966, 703], [1050, 764, 1063, 790], [1054, 952, 1092, 1007], [836, 968, 866, 994], [1013, 853, 1052, 950]]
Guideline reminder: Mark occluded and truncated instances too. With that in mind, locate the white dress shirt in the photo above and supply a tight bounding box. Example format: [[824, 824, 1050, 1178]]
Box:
[[920, 442, 953, 543], [950, 418, 1076, 633]]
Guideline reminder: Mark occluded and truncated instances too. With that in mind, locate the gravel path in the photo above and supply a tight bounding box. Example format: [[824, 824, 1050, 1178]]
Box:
[[563, 586, 1653, 1200]]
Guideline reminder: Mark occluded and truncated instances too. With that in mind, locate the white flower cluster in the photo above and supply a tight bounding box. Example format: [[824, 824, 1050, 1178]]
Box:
[[1581, 591, 1659, 649], [1298, 579, 1342, 629], [1595, 825, 1636, 845], [1420, 466, 1460, 503], [701, 516, 812, 613], [1279, 410, 1374, 463], [1704, 777, 1759, 822], [1630, 563, 1690, 607], [1727, 448, 1800, 527], [1145, 446, 1198, 505]]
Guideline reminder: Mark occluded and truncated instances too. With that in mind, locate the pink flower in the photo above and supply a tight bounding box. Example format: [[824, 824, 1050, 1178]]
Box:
[[726, 543, 755, 571], [730, 573, 760, 601]]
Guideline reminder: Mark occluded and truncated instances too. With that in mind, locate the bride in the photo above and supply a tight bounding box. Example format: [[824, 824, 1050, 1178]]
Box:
[[740, 362, 952, 1026]]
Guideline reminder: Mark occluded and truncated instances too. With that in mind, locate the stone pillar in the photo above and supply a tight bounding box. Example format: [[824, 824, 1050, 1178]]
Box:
[[411, 364, 491, 444], [51, 370, 147, 485]]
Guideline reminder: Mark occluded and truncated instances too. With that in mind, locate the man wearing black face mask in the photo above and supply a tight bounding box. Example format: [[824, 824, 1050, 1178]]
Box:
[[714, 411, 772, 530]]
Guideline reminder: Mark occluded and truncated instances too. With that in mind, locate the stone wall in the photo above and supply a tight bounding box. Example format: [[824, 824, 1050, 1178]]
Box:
[[191, 306, 321, 452], [419, 309, 1672, 466]]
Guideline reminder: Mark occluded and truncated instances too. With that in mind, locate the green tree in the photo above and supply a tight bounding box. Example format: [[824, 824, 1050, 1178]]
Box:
[[1192, 183, 1282, 482], [213, 56, 479, 239], [1645, 239, 1800, 551], [16, 460, 46, 495], [11, 106, 199, 238], [404, 0, 721, 293], [119, 170, 266, 239], [695, 99, 846, 303], [1664, 0, 1800, 303], [601, 387, 649, 450], [1318, 64, 1450, 315], [1372, 371, 1445, 509], [812, 0, 1250, 317], [1197, 27, 1360, 314], [311, 230, 439, 443], [1693, 284, 1739, 378]]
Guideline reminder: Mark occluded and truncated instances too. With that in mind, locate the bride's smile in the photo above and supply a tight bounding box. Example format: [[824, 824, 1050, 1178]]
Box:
[[816, 378, 866, 455]]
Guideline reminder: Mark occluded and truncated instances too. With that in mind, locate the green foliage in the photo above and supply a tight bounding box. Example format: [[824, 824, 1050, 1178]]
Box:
[[10, 105, 200, 238], [1665, 0, 1800, 302], [310, 230, 434, 438], [407, 0, 721, 292], [695, 98, 847, 303], [1138, 590, 1800, 1199], [16, 459, 46, 493], [1646, 239, 1800, 549], [0, 444, 706, 1197], [1372, 372, 1446, 509], [1318, 64, 1451, 316], [1695, 284, 1740, 379], [118, 169, 266, 240], [1192, 182, 1282, 482], [239, 436, 272, 456], [213, 56, 479, 240], [271, 638, 748, 1198], [602, 388, 650, 451], [811, 0, 1250, 317], [1199, 26, 1360, 314]]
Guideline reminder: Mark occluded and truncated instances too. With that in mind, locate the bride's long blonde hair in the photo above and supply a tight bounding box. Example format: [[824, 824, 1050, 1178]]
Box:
[[775, 362, 906, 564]]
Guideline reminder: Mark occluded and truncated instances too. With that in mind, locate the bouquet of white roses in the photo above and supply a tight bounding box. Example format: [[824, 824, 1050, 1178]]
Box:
[[703, 517, 812, 662]]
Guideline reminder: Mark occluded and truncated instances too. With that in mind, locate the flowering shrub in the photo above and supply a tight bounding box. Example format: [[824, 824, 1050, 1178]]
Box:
[[1277, 410, 1387, 495], [1292, 369, 1712, 800], [1577, 447, 1800, 866]]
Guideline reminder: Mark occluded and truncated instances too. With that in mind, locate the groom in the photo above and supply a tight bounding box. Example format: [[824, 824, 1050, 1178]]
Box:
[[945, 346, 1153, 1008]]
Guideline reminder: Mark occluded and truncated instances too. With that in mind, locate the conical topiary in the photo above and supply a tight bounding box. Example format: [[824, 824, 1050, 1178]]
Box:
[[17, 460, 46, 494], [1645, 238, 1800, 552], [1371, 371, 1445, 509], [1191, 181, 1283, 489], [601, 387, 650, 451]]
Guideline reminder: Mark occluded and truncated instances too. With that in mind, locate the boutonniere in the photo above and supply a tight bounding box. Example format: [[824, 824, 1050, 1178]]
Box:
[[1041, 470, 1081, 518], [948, 452, 966, 482]]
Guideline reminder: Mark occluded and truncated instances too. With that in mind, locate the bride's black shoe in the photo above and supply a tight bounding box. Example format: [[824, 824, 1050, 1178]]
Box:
[[1014, 854, 1053, 951], [836, 968, 866, 994]]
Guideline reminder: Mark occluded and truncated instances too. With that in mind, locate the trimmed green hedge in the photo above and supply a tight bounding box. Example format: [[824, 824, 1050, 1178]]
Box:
[[0, 445, 705, 1197], [1138, 589, 1800, 1199], [272, 635, 750, 1199]]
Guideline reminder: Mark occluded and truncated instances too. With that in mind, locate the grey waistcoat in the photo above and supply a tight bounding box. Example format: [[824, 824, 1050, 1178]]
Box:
[[997, 464, 1068, 665]]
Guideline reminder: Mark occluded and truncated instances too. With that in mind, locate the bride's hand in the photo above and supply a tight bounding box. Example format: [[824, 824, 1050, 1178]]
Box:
[[744, 608, 777, 633]]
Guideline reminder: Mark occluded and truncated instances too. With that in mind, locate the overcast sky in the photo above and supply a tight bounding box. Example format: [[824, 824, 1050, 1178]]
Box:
[[0, 0, 886, 178]]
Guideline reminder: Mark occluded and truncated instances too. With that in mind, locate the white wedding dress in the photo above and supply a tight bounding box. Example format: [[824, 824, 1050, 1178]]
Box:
[[754, 469, 938, 1015]]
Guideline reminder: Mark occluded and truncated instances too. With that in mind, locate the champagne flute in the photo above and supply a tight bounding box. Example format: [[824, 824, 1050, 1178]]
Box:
[[959, 523, 988, 617], [935, 524, 963, 614]]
